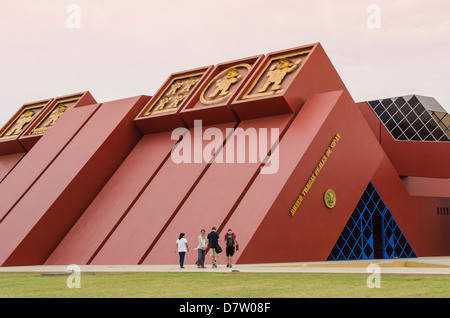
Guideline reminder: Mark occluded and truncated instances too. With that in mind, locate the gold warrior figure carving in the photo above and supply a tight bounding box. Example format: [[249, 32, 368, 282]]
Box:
[[209, 67, 242, 98], [44, 103, 69, 127], [258, 58, 301, 93], [5, 109, 35, 136], [180, 77, 198, 94], [154, 95, 171, 111], [167, 93, 185, 109], [167, 80, 184, 96]]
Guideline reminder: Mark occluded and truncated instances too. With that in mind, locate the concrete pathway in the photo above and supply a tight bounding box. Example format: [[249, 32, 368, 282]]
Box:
[[1, 257, 449, 276]]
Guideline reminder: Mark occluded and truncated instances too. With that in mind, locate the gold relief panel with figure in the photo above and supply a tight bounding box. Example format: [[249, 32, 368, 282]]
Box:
[[29, 98, 79, 136], [0, 103, 46, 140], [143, 72, 204, 116], [242, 49, 311, 100], [200, 64, 251, 105]]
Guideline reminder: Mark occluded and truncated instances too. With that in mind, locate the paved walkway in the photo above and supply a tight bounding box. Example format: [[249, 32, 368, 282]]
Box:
[[1, 257, 449, 276]]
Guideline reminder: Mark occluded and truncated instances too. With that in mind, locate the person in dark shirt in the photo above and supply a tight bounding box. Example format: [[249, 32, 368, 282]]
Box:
[[207, 227, 220, 268]]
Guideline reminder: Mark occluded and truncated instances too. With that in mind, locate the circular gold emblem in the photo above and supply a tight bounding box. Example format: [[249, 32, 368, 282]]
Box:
[[200, 63, 251, 105], [324, 189, 336, 209]]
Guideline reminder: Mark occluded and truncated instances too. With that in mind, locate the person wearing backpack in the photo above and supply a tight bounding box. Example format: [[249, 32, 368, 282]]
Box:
[[224, 229, 238, 268]]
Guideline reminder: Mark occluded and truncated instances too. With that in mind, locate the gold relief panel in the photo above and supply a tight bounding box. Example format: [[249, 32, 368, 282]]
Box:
[[0, 103, 46, 140], [200, 64, 251, 105], [143, 71, 205, 116], [242, 49, 311, 100], [28, 98, 79, 136]]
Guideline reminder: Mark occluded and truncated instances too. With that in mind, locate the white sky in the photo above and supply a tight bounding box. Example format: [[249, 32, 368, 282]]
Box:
[[1, 0, 449, 125]]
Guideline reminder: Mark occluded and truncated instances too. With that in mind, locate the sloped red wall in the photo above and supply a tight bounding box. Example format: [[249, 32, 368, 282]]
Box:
[[45, 130, 179, 265], [227, 90, 385, 263], [0, 96, 149, 266], [90, 122, 236, 265]]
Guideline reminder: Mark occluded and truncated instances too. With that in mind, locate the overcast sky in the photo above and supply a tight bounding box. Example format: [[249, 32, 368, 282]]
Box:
[[1, 0, 449, 125]]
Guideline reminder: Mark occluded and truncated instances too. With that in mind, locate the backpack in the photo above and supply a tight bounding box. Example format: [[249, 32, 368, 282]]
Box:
[[226, 233, 234, 246]]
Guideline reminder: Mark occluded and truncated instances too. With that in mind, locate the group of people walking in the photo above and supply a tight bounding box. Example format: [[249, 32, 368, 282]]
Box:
[[175, 227, 239, 269]]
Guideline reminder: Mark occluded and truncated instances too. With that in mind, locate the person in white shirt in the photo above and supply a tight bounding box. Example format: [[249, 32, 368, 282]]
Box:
[[175, 233, 189, 268], [195, 229, 207, 268]]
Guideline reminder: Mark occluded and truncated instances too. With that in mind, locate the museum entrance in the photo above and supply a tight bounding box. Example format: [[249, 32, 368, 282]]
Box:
[[372, 211, 383, 259], [327, 182, 417, 261]]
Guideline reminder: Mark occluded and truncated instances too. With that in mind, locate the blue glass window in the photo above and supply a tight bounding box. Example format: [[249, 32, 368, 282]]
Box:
[[327, 182, 416, 261]]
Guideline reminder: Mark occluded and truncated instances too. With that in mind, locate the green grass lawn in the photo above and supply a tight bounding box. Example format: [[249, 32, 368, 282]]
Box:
[[0, 272, 449, 298]]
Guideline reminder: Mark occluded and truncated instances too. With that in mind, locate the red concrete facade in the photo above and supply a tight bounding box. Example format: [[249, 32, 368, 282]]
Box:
[[0, 43, 448, 266]]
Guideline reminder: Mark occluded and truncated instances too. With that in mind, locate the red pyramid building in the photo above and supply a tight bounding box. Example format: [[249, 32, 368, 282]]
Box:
[[0, 43, 448, 266]]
